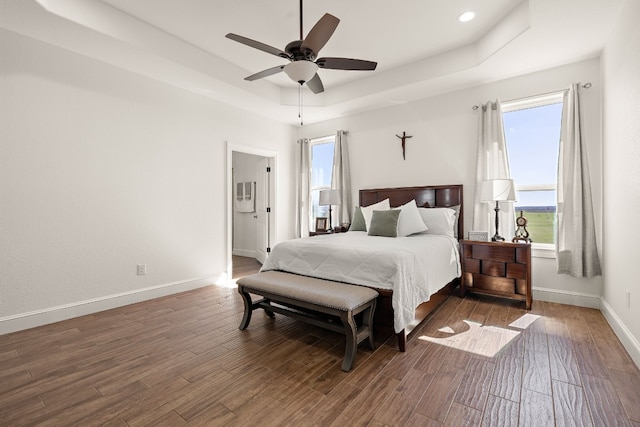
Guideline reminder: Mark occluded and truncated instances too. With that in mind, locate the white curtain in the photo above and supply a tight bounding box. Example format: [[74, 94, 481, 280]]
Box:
[[295, 138, 310, 238], [472, 100, 516, 240], [331, 130, 352, 227], [556, 84, 601, 277]]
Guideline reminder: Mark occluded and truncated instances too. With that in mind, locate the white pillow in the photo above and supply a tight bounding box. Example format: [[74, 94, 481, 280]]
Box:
[[397, 199, 428, 237], [418, 207, 456, 237], [361, 198, 390, 231]]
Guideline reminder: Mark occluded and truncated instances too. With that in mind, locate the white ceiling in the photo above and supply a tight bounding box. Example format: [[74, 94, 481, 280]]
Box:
[[100, 0, 518, 88], [0, 0, 625, 125]]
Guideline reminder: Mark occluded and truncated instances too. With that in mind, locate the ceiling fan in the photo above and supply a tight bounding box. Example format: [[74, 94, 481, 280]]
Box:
[[225, 0, 377, 94]]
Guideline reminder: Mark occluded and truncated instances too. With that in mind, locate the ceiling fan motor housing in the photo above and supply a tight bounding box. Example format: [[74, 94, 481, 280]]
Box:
[[285, 40, 315, 61]]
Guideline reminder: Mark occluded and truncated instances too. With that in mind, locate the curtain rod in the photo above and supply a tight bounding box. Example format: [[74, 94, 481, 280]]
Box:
[[297, 130, 349, 143], [472, 82, 592, 110]]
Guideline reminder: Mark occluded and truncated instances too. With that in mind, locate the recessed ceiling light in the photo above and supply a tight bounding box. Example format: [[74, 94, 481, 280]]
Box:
[[458, 11, 476, 22]]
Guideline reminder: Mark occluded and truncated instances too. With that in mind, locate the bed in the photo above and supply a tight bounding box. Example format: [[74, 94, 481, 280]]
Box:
[[261, 184, 464, 351]]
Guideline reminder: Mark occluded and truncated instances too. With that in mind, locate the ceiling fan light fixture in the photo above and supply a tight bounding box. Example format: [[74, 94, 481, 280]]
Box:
[[284, 61, 318, 84], [458, 10, 476, 22]]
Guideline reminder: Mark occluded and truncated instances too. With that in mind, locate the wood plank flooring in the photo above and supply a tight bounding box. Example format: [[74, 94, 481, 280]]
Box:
[[231, 255, 262, 279], [1, 256, 639, 426]]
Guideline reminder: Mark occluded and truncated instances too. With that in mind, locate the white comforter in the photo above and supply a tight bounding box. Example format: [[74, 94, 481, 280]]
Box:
[[260, 231, 461, 333]]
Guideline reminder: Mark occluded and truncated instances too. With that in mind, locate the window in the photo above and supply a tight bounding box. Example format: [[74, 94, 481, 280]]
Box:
[[309, 136, 335, 230], [502, 93, 563, 250]]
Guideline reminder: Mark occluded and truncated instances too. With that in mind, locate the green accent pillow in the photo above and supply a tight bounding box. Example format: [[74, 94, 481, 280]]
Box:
[[368, 209, 401, 237], [350, 206, 367, 231]]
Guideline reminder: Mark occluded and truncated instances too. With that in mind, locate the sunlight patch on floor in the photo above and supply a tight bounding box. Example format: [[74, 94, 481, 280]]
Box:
[[217, 278, 239, 289], [418, 312, 540, 358], [509, 313, 541, 329]]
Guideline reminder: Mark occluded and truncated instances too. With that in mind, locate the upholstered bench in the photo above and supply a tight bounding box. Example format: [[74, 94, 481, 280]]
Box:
[[237, 271, 378, 372]]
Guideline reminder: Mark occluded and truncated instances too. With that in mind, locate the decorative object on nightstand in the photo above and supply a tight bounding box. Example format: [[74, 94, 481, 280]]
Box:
[[460, 240, 532, 310], [513, 210, 532, 243], [319, 189, 341, 232], [468, 231, 489, 241], [315, 217, 328, 232], [481, 179, 516, 241]]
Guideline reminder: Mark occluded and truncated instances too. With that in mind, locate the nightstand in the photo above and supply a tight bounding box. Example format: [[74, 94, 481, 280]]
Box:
[[309, 230, 333, 236], [309, 226, 348, 236], [460, 240, 532, 310]]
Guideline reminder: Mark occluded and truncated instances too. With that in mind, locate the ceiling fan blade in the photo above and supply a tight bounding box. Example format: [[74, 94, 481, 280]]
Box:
[[226, 33, 290, 59], [300, 13, 339, 55], [316, 57, 377, 71], [306, 73, 324, 94], [244, 65, 286, 81]]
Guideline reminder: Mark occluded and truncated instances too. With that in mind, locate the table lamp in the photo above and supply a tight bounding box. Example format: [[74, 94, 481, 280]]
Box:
[[319, 190, 341, 232], [481, 179, 516, 241]]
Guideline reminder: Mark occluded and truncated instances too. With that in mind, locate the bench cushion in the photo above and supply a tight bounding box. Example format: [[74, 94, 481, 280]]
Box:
[[237, 271, 378, 311]]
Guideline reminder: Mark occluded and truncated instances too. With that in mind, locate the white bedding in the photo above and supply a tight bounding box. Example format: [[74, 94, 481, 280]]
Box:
[[260, 231, 461, 333]]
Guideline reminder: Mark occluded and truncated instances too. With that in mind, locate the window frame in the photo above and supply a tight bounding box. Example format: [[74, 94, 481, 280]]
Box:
[[501, 92, 564, 258]]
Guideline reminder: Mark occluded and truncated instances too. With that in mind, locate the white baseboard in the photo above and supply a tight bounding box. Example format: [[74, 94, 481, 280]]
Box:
[[532, 286, 602, 308], [0, 274, 226, 336], [232, 249, 257, 258], [600, 298, 640, 370]]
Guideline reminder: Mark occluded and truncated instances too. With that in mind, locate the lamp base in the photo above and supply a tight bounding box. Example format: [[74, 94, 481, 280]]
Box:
[[492, 201, 504, 242]]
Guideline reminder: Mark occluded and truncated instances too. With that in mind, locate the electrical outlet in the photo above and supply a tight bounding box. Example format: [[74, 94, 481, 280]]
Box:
[[137, 264, 146, 276], [626, 290, 631, 308]]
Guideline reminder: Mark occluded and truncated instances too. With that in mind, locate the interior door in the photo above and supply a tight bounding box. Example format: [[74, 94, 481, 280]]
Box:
[[255, 157, 270, 264]]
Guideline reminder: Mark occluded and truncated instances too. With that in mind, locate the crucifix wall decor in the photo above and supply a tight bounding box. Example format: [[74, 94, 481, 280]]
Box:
[[395, 131, 413, 160]]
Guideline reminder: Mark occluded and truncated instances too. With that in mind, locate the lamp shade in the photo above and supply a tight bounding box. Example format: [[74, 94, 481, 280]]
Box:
[[481, 179, 516, 202], [284, 60, 318, 84], [319, 189, 341, 206]]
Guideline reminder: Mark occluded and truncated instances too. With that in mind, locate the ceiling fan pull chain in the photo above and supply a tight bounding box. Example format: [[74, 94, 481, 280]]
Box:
[[299, 84, 304, 126]]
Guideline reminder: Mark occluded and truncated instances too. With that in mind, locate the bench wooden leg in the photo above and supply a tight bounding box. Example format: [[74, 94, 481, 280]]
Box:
[[263, 299, 275, 319], [340, 311, 357, 372], [363, 300, 376, 351], [238, 286, 253, 330], [239, 287, 277, 331]]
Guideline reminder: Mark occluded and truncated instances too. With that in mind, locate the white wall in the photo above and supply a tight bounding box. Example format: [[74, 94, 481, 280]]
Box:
[[0, 29, 296, 334], [232, 152, 262, 258], [298, 58, 604, 308], [601, 0, 640, 366]]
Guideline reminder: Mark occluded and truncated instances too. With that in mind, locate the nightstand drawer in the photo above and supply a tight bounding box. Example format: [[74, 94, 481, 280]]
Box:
[[515, 280, 528, 295], [507, 263, 527, 279], [463, 258, 480, 274], [516, 247, 529, 264], [472, 245, 516, 263], [471, 275, 515, 294], [481, 260, 506, 277]]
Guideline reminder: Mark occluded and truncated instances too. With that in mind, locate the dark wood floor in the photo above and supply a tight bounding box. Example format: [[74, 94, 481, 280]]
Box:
[[1, 257, 639, 426], [231, 255, 262, 279]]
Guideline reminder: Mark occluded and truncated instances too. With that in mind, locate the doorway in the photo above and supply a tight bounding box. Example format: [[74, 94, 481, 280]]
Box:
[[226, 143, 277, 280]]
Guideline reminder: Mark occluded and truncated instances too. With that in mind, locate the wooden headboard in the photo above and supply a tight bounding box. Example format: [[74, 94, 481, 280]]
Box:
[[359, 184, 464, 240]]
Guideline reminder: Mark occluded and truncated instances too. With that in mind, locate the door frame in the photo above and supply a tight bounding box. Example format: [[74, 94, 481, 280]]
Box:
[[226, 142, 277, 279]]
